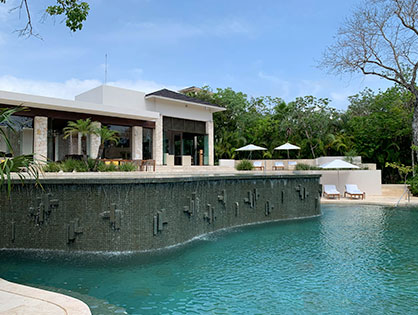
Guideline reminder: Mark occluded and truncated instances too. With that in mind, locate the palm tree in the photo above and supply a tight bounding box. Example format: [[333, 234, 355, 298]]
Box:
[[93, 126, 119, 171], [63, 118, 94, 162], [0, 107, 41, 195]]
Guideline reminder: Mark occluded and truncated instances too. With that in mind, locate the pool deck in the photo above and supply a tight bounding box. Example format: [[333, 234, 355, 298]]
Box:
[[321, 195, 418, 207], [0, 279, 91, 315]]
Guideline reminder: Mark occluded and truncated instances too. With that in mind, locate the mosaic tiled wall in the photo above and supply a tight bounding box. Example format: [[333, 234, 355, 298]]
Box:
[[0, 175, 321, 252]]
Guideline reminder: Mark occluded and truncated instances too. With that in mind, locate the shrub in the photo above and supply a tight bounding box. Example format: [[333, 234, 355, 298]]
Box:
[[236, 160, 253, 171], [97, 162, 118, 172], [119, 162, 137, 172], [61, 159, 89, 172], [407, 175, 418, 196], [87, 158, 96, 171], [43, 162, 61, 172], [295, 163, 321, 170]]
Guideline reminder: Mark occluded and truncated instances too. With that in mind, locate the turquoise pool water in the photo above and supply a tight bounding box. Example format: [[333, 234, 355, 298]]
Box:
[[1, 205, 418, 314]]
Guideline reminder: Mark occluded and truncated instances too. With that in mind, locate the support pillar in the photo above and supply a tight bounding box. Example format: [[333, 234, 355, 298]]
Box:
[[89, 121, 101, 159], [153, 115, 163, 165], [206, 120, 214, 166], [33, 116, 48, 162], [131, 126, 143, 160]]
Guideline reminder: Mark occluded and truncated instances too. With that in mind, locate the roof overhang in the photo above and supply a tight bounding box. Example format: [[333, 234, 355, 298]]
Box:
[[0, 90, 159, 121], [145, 94, 226, 112]]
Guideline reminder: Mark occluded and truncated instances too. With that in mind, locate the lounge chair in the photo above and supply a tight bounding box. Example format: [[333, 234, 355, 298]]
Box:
[[344, 184, 366, 200], [273, 161, 285, 170], [323, 185, 341, 199], [253, 161, 264, 171]]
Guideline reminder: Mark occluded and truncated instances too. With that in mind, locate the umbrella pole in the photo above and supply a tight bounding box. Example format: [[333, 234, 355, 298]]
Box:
[[338, 170, 340, 192], [287, 150, 289, 159]]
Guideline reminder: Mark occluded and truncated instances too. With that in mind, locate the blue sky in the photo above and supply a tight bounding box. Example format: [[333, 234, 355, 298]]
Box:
[[0, 0, 391, 109]]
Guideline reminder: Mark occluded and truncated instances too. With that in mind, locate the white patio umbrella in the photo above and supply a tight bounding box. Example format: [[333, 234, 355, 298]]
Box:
[[320, 159, 360, 189], [236, 144, 267, 159], [274, 142, 300, 158]]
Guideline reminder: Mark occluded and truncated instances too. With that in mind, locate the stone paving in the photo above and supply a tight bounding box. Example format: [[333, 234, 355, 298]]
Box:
[[0, 279, 91, 315]]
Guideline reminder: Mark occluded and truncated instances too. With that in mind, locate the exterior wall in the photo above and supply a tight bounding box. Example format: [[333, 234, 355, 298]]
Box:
[[131, 126, 143, 160], [316, 156, 362, 166], [33, 116, 48, 162], [153, 115, 163, 165], [89, 121, 101, 159], [206, 120, 214, 166], [314, 170, 382, 195], [0, 174, 321, 252], [149, 98, 213, 122]]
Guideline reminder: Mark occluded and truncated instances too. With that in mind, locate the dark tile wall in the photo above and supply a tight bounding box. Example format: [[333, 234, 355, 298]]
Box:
[[0, 175, 321, 252]]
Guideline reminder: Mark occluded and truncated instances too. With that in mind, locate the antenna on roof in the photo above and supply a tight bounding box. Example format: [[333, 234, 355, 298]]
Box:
[[104, 53, 108, 85]]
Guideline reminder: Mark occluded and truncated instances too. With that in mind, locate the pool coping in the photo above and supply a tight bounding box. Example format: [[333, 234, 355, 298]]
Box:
[[5, 172, 321, 185], [0, 278, 91, 315], [320, 196, 418, 207]]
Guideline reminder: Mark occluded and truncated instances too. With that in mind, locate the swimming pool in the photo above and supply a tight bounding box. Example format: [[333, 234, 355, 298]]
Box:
[[1, 205, 418, 314]]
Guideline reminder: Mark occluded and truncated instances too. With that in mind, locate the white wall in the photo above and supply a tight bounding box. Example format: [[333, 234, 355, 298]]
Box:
[[316, 156, 362, 166], [149, 98, 213, 122], [293, 170, 382, 195]]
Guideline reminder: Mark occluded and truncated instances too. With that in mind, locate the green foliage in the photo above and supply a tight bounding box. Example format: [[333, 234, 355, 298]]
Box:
[[295, 163, 321, 170], [43, 162, 61, 172], [0, 107, 41, 195], [45, 0, 90, 32], [236, 160, 253, 171], [60, 158, 88, 172], [386, 162, 413, 184], [97, 163, 117, 172], [190, 84, 413, 184], [407, 176, 418, 196], [0, 155, 42, 194], [348, 87, 413, 182], [119, 162, 137, 172]]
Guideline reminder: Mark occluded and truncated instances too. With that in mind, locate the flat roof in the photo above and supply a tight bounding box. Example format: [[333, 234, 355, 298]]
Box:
[[0, 90, 160, 121], [145, 89, 225, 112]]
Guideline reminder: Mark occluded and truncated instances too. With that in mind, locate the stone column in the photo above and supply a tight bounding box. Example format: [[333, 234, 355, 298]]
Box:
[[33, 116, 48, 162], [89, 121, 101, 159], [152, 115, 163, 165], [206, 120, 214, 166], [131, 126, 143, 160]]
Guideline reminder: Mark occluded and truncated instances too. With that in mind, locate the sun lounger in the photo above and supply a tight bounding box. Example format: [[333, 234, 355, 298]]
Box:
[[323, 185, 341, 199], [273, 161, 285, 170], [253, 161, 264, 171], [344, 184, 365, 200]]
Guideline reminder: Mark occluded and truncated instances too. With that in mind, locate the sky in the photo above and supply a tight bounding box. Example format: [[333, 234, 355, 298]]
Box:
[[0, 0, 392, 110]]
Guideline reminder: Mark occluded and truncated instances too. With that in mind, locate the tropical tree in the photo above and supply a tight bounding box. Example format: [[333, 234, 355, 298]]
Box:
[[93, 126, 119, 170], [280, 96, 340, 158], [0, 107, 41, 195], [345, 87, 413, 182], [63, 118, 94, 162], [321, 0, 418, 161], [0, 0, 90, 37]]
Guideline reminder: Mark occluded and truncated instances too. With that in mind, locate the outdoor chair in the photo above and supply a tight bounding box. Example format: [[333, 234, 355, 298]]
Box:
[[344, 184, 366, 200], [273, 161, 285, 170], [323, 185, 341, 199], [253, 161, 264, 171]]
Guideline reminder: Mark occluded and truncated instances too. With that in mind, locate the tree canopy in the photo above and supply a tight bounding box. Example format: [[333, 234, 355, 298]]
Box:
[[190, 85, 413, 183], [0, 0, 90, 36], [321, 0, 418, 161]]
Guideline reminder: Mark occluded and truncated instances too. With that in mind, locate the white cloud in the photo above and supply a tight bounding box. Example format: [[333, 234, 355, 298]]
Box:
[[258, 71, 291, 99], [0, 75, 182, 99]]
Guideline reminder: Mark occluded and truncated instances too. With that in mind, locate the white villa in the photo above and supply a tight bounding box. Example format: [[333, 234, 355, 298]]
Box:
[[0, 85, 225, 166]]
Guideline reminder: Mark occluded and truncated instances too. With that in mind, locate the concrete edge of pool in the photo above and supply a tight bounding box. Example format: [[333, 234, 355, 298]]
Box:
[[0, 278, 91, 315], [320, 195, 418, 207]]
